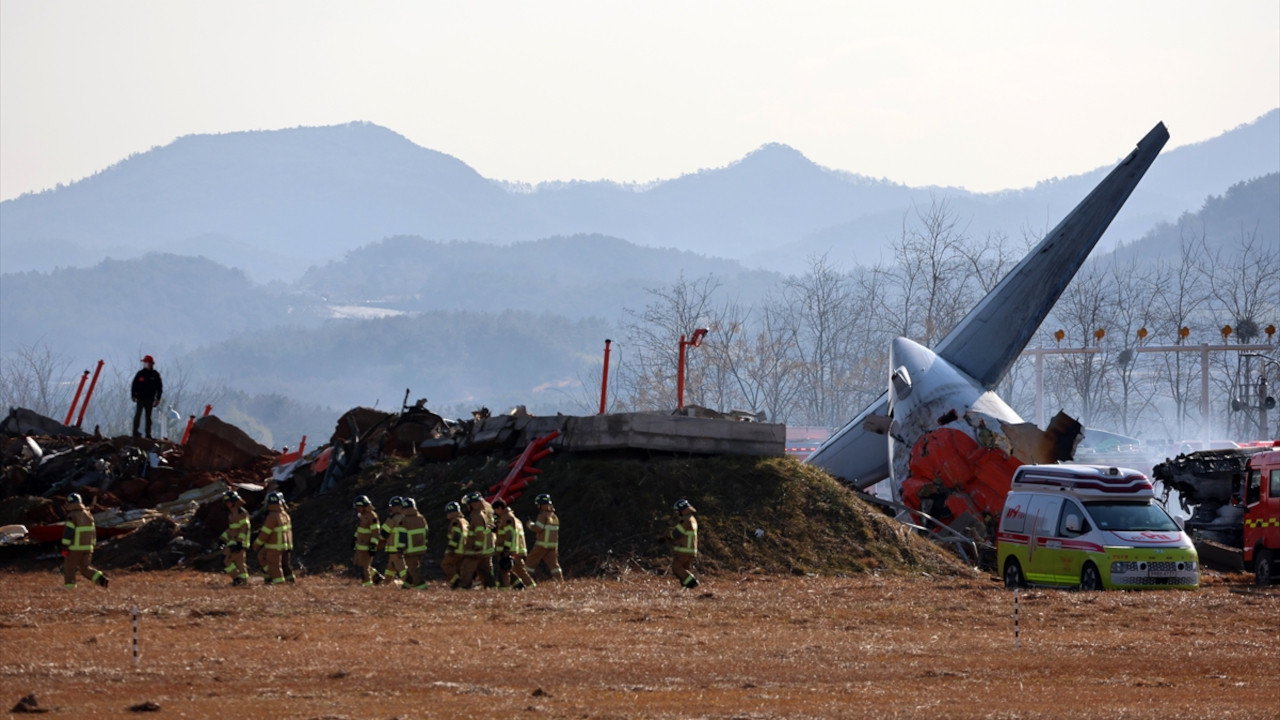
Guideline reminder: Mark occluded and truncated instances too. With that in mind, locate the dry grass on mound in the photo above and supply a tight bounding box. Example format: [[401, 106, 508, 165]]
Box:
[[0, 570, 1275, 719], [284, 453, 973, 581]]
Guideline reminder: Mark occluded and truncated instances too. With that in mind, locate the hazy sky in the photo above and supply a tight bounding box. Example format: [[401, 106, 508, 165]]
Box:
[[2, 1, 1277, 201]]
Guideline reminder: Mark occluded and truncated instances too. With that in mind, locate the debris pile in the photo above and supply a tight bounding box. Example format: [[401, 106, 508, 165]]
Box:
[[1, 407, 280, 567], [0, 403, 969, 579]]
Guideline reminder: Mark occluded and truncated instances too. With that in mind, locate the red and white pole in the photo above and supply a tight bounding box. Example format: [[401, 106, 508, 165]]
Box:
[[64, 370, 89, 426], [75, 360, 104, 428], [599, 339, 612, 415]]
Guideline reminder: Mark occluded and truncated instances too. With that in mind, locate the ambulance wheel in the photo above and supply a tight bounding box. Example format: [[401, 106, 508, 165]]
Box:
[[1002, 558, 1024, 589], [1256, 549, 1274, 587], [1080, 562, 1103, 591]]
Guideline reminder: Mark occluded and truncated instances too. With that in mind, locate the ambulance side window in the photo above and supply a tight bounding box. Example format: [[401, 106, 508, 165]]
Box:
[[1057, 500, 1089, 537], [1028, 496, 1063, 537], [1270, 469, 1280, 500]]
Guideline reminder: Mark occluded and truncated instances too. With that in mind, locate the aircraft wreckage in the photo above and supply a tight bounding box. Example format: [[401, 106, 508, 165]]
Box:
[[806, 122, 1170, 546]]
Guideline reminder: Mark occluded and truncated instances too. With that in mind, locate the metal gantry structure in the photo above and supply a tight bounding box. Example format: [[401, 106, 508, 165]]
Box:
[[1023, 324, 1277, 441]]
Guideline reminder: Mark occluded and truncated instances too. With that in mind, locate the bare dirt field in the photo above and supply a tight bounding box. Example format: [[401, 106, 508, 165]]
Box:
[[0, 569, 1275, 719]]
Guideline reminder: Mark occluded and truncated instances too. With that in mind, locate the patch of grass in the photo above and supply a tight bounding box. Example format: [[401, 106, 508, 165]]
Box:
[[291, 452, 973, 580]]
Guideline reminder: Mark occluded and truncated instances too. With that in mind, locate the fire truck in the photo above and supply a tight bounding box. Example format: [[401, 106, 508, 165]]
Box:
[[1152, 442, 1280, 585]]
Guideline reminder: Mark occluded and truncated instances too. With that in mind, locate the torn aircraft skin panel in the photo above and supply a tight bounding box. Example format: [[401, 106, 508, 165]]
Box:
[[887, 337, 1022, 498], [806, 122, 1170, 504], [888, 338, 1084, 541]]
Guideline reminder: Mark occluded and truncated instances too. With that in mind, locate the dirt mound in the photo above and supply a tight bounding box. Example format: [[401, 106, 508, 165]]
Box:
[[1, 405, 970, 581], [286, 452, 972, 581]]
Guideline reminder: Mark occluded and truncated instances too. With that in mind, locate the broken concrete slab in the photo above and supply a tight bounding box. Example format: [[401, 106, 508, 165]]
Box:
[[559, 413, 785, 456]]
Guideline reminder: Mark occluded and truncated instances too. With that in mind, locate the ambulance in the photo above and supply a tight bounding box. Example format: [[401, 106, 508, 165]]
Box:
[[997, 464, 1199, 590]]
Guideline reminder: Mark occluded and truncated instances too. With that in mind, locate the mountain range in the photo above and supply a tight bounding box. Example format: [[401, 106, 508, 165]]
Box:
[[3, 110, 1277, 283], [1, 111, 1276, 448]]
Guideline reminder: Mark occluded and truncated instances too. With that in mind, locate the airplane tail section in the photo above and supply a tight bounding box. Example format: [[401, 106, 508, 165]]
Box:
[[938, 122, 1169, 388], [806, 122, 1169, 489]]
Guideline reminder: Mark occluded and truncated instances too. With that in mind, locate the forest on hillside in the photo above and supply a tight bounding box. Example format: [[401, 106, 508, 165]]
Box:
[[2, 176, 1276, 448]]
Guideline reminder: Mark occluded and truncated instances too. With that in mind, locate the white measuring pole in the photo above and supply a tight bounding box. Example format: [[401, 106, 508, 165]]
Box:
[[132, 605, 139, 667], [1013, 586, 1024, 648]]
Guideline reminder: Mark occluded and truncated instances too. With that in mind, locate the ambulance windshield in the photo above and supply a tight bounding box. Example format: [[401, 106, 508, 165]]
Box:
[[1084, 501, 1180, 532]]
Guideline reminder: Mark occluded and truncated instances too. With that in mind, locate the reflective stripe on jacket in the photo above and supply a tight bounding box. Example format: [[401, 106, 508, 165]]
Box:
[[497, 516, 527, 555], [279, 511, 294, 550], [62, 509, 95, 551], [258, 511, 291, 550], [465, 523, 496, 555], [381, 516, 403, 553], [401, 512, 428, 554], [355, 511, 380, 552], [529, 510, 559, 549], [446, 518, 468, 554], [221, 508, 251, 546], [673, 516, 698, 555]]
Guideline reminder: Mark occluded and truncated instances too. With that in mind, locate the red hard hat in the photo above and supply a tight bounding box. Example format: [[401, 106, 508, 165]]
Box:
[[141, 355, 155, 364]]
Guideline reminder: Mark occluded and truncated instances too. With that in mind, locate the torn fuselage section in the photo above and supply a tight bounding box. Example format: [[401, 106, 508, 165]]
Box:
[[881, 336, 1082, 545]]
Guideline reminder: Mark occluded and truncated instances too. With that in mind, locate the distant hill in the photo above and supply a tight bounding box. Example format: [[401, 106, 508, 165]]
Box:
[[186, 309, 615, 415], [0, 254, 307, 360], [1111, 173, 1280, 262], [0, 123, 526, 281], [3, 111, 1275, 281], [0, 233, 779, 362], [298, 233, 780, 318], [756, 112, 1280, 271]]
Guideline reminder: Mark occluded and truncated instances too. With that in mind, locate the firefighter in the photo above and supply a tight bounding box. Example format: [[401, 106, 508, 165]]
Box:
[[219, 490, 251, 586], [525, 493, 563, 582], [670, 498, 699, 589], [252, 492, 292, 585], [493, 498, 535, 590], [380, 497, 407, 585], [458, 491, 496, 589], [352, 495, 383, 586], [60, 493, 109, 589], [441, 501, 469, 589], [400, 498, 429, 589], [279, 493, 297, 583]]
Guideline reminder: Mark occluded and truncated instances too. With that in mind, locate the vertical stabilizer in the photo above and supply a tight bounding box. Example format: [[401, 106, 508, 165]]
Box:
[[806, 123, 1168, 488], [938, 122, 1168, 387]]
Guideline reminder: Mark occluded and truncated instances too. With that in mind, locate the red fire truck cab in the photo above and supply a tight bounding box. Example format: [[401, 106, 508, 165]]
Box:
[[1242, 449, 1280, 585]]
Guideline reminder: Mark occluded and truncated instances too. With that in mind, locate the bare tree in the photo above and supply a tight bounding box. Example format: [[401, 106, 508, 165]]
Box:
[[957, 229, 1024, 295], [1106, 257, 1163, 436], [0, 342, 77, 419], [744, 300, 806, 422], [1044, 261, 1117, 428], [698, 300, 800, 420], [1201, 226, 1280, 438], [776, 255, 865, 426], [1146, 233, 1212, 440], [618, 274, 724, 411], [875, 195, 977, 345]]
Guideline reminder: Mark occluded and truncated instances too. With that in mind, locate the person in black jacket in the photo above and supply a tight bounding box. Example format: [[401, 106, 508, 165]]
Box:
[[131, 355, 163, 439]]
